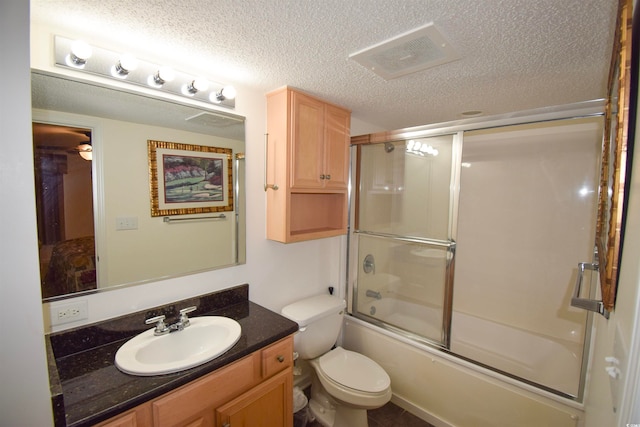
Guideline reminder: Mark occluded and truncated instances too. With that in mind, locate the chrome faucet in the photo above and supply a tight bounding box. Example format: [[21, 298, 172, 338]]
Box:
[[365, 289, 382, 300], [145, 306, 197, 336]]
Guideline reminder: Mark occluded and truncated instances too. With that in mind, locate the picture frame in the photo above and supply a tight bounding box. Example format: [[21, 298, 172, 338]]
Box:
[[148, 140, 233, 217], [595, 0, 634, 311]]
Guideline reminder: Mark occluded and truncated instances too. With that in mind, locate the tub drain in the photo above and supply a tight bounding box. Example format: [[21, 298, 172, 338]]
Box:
[[370, 306, 377, 315]]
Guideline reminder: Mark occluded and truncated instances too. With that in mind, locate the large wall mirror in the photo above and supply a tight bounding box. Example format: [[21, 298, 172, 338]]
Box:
[[31, 70, 246, 302], [597, 0, 634, 311]]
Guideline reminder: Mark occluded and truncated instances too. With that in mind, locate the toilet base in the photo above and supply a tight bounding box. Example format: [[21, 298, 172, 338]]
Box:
[[308, 394, 370, 427], [309, 398, 334, 427]]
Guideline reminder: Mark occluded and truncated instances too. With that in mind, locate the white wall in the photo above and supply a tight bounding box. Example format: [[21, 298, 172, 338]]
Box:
[[0, 1, 55, 425]]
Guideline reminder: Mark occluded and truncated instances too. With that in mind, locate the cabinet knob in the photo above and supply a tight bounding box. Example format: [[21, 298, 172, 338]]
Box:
[[320, 174, 326, 180], [325, 174, 331, 180], [277, 355, 285, 363]]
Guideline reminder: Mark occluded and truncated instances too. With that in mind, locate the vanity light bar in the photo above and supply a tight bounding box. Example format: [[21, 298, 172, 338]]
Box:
[[53, 35, 236, 109]]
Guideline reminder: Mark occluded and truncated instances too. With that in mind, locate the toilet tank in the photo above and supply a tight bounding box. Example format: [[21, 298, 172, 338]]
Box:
[[281, 295, 346, 359]]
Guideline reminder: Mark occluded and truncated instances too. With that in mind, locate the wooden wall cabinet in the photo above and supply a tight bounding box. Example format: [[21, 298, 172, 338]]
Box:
[[93, 337, 293, 427], [266, 87, 351, 243]]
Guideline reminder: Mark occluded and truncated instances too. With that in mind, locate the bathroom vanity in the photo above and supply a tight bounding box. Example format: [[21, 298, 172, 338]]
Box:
[[46, 285, 298, 427]]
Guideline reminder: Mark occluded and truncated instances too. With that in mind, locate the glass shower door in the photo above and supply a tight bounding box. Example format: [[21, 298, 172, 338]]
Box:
[[352, 134, 457, 348], [451, 117, 603, 398]]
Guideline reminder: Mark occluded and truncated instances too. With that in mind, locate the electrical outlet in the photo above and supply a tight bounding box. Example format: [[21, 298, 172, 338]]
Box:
[[51, 300, 88, 326]]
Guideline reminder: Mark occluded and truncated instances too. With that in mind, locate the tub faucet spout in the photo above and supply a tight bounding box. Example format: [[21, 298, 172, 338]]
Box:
[[366, 289, 382, 300]]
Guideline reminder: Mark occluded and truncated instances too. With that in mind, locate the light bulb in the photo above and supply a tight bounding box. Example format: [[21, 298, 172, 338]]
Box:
[[221, 85, 236, 100], [184, 78, 210, 95], [149, 66, 175, 86], [112, 54, 139, 78], [66, 40, 92, 68], [77, 143, 92, 161], [210, 85, 237, 103]]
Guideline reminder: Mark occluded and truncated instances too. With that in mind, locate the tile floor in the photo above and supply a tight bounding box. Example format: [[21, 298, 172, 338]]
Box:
[[306, 401, 434, 427]]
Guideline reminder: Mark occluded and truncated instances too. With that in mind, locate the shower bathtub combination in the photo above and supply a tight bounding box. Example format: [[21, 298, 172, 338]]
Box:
[[345, 114, 603, 427]]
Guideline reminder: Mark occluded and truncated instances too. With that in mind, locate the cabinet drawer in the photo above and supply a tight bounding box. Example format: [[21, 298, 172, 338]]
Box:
[[262, 337, 293, 379]]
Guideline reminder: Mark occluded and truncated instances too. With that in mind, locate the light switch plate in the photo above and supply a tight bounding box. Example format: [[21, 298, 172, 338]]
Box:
[[116, 216, 138, 230]]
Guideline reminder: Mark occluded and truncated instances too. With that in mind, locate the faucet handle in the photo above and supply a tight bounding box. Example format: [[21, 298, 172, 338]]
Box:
[[145, 315, 169, 335], [178, 306, 197, 327]]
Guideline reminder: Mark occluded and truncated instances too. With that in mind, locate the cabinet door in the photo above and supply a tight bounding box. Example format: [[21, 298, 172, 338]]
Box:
[[153, 355, 257, 427], [290, 91, 325, 189], [93, 403, 152, 427], [216, 368, 293, 427], [323, 104, 350, 190], [93, 412, 139, 427]]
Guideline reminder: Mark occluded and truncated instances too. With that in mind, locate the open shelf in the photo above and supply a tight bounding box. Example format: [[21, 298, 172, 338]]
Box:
[[288, 192, 347, 240]]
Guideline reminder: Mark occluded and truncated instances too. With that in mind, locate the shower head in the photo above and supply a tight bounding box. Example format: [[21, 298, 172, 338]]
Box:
[[384, 142, 395, 153]]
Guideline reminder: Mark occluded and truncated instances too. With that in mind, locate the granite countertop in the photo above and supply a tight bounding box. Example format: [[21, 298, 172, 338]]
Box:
[[46, 284, 299, 427]]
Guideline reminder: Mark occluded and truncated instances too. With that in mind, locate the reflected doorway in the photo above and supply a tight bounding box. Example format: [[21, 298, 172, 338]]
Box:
[[32, 122, 96, 299]]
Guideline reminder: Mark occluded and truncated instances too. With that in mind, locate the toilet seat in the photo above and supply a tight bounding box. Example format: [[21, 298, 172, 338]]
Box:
[[317, 347, 390, 393]]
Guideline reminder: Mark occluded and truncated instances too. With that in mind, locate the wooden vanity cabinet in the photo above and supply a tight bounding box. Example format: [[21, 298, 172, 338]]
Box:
[[215, 369, 292, 427], [266, 86, 351, 243], [93, 405, 152, 427], [93, 336, 293, 427]]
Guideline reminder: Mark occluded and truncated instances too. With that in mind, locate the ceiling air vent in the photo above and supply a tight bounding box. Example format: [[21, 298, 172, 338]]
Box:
[[349, 22, 459, 80], [185, 111, 244, 127]]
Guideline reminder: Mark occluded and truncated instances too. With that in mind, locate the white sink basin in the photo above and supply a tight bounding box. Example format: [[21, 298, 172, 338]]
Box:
[[115, 316, 241, 376]]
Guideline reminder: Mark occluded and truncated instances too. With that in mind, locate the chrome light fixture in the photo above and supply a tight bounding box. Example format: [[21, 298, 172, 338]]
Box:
[[54, 35, 236, 109], [112, 54, 139, 78], [211, 85, 237, 103], [66, 40, 92, 68], [150, 66, 175, 87], [184, 78, 210, 95]]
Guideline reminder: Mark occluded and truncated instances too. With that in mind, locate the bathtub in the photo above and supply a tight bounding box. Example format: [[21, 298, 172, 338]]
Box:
[[358, 297, 582, 397], [348, 298, 584, 427]]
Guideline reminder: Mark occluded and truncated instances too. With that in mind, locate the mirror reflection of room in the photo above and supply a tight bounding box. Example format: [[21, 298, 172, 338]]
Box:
[[33, 123, 95, 299], [31, 73, 247, 302]]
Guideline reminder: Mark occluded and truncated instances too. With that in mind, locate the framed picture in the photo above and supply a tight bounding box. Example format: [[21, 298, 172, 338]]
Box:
[[594, 0, 633, 312], [148, 140, 233, 217]]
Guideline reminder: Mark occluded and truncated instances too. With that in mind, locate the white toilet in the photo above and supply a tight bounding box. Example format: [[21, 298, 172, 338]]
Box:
[[281, 294, 391, 427]]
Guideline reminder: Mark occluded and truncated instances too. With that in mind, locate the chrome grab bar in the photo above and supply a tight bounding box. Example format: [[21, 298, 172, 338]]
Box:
[[264, 133, 279, 191], [163, 214, 226, 223], [570, 262, 609, 318]]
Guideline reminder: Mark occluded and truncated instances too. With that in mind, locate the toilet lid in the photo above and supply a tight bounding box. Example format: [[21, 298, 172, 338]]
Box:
[[318, 347, 390, 393]]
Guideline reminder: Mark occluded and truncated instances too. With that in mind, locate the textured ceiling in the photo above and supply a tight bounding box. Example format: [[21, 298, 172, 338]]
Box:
[[31, 0, 619, 131]]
